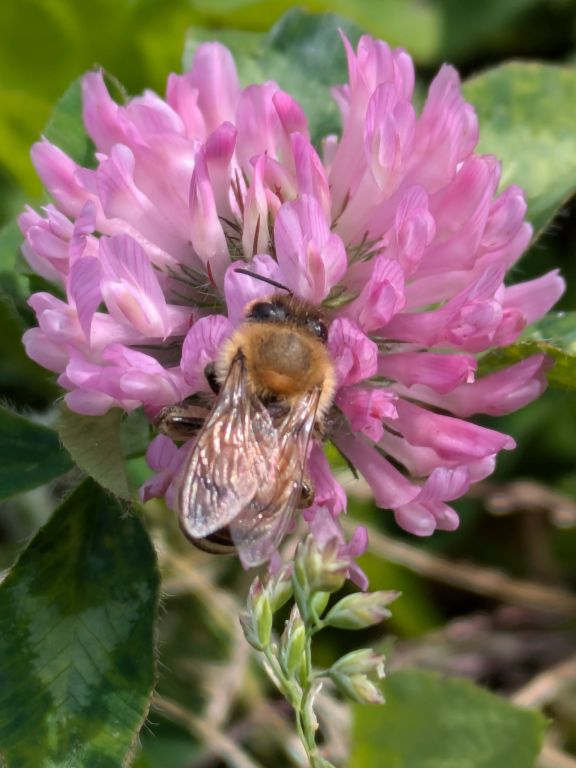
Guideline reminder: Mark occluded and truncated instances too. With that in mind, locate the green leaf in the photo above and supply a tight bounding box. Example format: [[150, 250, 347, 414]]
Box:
[[479, 311, 576, 391], [0, 406, 73, 500], [188, 0, 439, 63], [327, 0, 439, 63], [351, 669, 546, 768], [0, 220, 29, 311], [0, 89, 50, 194], [463, 63, 576, 237], [264, 10, 362, 144], [0, 290, 58, 406], [0, 478, 159, 768], [185, 9, 362, 145], [121, 408, 152, 460], [43, 77, 95, 167], [438, 0, 539, 62], [0, 219, 23, 275], [57, 406, 131, 499]]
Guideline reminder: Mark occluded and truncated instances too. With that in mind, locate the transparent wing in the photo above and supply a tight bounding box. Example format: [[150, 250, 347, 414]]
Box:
[[178, 351, 280, 539], [229, 387, 321, 567]]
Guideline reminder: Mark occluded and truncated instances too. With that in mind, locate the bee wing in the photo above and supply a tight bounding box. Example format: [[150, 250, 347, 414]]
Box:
[[228, 387, 321, 568], [178, 351, 280, 539]]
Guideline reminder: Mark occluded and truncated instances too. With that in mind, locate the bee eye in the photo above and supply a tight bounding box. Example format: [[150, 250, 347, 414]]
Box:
[[247, 301, 286, 322], [307, 318, 328, 342]]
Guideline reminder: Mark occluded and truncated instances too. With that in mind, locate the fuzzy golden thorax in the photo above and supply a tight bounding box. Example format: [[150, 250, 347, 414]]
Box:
[[215, 294, 336, 416]]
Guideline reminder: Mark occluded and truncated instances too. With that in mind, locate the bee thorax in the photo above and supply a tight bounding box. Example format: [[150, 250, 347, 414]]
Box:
[[257, 330, 311, 375]]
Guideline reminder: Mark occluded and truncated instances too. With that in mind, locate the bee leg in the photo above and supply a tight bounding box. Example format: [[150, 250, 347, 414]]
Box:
[[204, 362, 220, 395], [298, 478, 315, 509], [154, 404, 209, 441]]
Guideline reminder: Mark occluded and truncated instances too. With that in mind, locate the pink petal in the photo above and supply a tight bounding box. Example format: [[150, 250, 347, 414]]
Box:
[[129, 138, 195, 238], [275, 195, 347, 302], [68, 256, 103, 340], [418, 155, 498, 276], [292, 133, 331, 220], [328, 318, 378, 386], [384, 264, 507, 351], [398, 354, 550, 417], [96, 144, 188, 258], [125, 90, 185, 138], [140, 435, 187, 503], [165, 72, 207, 140], [82, 70, 139, 152], [69, 201, 97, 263], [306, 443, 347, 518], [410, 64, 478, 192], [31, 139, 95, 218], [65, 389, 117, 416], [146, 434, 179, 472], [189, 146, 230, 286], [235, 83, 300, 172], [335, 432, 421, 509], [378, 351, 477, 394], [390, 399, 515, 461], [503, 269, 565, 324], [204, 122, 238, 216], [382, 186, 435, 276], [21, 222, 69, 283], [241, 155, 270, 259], [185, 42, 240, 134], [364, 82, 415, 195], [22, 328, 69, 372], [418, 465, 471, 503], [336, 386, 398, 442], [99, 235, 170, 336], [342, 255, 406, 332], [394, 500, 460, 535], [181, 314, 233, 390]]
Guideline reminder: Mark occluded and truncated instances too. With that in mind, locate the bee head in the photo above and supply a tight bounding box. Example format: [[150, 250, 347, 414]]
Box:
[[304, 316, 328, 343], [246, 298, 288, 323], [246, 296, 328, 343]]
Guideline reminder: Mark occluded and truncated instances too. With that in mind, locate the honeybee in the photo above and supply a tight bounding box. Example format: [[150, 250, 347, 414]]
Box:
[[158, 280, 336, 567]]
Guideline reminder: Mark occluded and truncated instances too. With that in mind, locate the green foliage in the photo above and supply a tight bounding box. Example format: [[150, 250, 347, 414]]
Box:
[[0, 219, 59, 407], [0, 88, 51, 195], [57, 406, 132, 499], [328, 0, 439, 62], [464, 63, 576, 236], [350, 669, 546, 768], [43, 78, 95, 167], [439, 0, 540, 62], [0, 405, 72, 500], [0, 5, 574, 767], [479, 311, 576, 391], [0, 479, 160, 768]]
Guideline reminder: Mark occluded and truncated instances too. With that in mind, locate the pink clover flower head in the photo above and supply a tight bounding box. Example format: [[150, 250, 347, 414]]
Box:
[[22, 35, 564, 563]]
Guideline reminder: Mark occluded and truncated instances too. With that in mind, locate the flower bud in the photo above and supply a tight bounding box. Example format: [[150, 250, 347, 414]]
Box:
[[330, 671, 385, 705], [239, 611, 261, 650], [324, 590, 399, 630], [310, 591, 330, 618], [280, 604, 307, 676], [331, 648, 385, 678], [303, 680, 322, 734], [267, 563, 294, 612], [297, 535, 349, 594], [242, 577, 273, 648]]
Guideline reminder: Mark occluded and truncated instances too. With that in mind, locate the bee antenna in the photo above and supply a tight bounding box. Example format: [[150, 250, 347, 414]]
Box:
[[234, 268, 292, 294]]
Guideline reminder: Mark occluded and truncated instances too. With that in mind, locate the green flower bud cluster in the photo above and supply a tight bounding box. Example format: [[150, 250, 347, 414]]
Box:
[[239, 535, 399, 767]]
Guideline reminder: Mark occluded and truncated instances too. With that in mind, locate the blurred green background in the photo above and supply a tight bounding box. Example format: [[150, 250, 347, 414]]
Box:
[[1, 1, 576, 766]]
